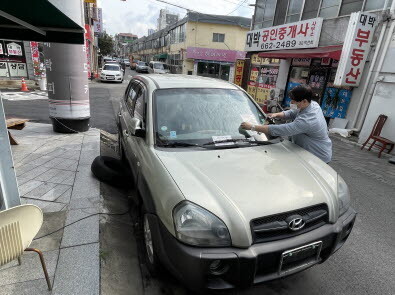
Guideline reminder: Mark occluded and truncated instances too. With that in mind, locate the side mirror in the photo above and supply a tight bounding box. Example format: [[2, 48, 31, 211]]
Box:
[[99, 68, 102, 71], [130, 118, 145, 138]]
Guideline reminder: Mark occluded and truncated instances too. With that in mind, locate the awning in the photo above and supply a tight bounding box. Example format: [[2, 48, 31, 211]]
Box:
[[0, 0, 84, 44], [258, 45, 343, 60], [155, 53, 168, 59]]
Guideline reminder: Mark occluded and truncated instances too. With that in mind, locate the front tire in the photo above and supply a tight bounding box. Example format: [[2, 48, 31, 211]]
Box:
[[139, 207, 162, 276]]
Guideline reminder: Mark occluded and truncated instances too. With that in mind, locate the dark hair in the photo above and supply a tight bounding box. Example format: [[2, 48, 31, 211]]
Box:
[[289, 85, 313, 102]]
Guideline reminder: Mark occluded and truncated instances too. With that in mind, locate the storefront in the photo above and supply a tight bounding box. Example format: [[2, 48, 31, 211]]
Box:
[[0, 40, 28, 79], [186, 47, 245, 82], [283, 56, 352, 119], [246, 55, 281, 107], [244, 17, 355, 120]]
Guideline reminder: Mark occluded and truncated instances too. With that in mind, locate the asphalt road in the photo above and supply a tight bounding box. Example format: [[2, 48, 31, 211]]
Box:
[[4, 69, 394, 294], [2, 68, 134, 134]]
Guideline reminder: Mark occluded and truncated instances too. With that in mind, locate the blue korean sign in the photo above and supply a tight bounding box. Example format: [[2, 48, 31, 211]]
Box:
[[321, 87, 352, 118]]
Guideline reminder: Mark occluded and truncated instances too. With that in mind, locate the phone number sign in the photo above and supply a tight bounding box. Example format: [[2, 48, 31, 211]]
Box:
[[245, 18, 323, 52]]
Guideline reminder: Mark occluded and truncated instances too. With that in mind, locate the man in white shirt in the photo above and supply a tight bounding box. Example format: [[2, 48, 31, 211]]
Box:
[[241, 85, 332, 163]]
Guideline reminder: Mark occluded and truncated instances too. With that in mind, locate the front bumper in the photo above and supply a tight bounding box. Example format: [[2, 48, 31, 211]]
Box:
[[148, 207, 356, 291], [100, 76, 122, 81]]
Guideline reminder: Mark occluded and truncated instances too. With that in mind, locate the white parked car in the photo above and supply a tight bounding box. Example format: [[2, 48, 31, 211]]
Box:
[[100, 64, 123, 83], [117, 75, 356, 291], [148, 61, 170, 74]]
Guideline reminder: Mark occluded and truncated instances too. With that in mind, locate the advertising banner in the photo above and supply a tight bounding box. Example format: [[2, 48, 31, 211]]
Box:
[[30, 41, 41, 77], [93, 8, 103, 33], [85, 24, 92, 78], [186, 47, 246, 62], [234, 59, 244, 86], [334, 12, 377, 86], [7, 42, 23, 56], [245, 18, 323, 52]]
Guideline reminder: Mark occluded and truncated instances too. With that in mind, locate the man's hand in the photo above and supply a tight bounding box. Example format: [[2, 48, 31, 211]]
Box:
[[267, 112, 283, 119], [240, 122, 253, 130]]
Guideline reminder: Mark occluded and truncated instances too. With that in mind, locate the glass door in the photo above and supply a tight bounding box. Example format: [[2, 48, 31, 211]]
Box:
[[307, 67, 330, 105], [219, 64, 230, 81]]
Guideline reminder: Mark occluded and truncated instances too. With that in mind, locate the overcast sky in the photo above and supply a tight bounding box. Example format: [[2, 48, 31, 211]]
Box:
[[97, 0, 254, 38]]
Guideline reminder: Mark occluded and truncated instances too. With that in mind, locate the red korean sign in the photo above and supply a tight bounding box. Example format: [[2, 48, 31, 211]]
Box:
[[234, 59, 245, 86], [30, 41, 40, 76], [245, 18, 323, 52], [335, 12, 377, 86]]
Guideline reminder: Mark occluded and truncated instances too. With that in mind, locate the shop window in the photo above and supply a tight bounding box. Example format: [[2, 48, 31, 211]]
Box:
[[364, 0, 389, 11], [319, 0, 341, 18], [213, 33, 225, 42], [301, 0, 320, 20], [286, 0, 303, 23], [197, 62, 230, 81], [339, 0, 363, 16]]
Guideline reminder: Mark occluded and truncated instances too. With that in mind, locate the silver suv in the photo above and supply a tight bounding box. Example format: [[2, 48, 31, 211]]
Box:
[[117, 75, 356, 291]]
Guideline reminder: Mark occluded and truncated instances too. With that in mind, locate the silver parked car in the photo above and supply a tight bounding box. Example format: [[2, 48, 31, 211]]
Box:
[[135, 61, 149, 73], [117, 75, 356, 291]]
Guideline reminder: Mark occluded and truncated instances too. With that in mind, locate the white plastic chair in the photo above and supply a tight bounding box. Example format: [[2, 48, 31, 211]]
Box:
[[0, 204, 52, 290]]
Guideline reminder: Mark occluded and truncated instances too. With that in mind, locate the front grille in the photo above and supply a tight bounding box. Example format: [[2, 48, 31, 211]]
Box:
[[251, 204, 329, 244]]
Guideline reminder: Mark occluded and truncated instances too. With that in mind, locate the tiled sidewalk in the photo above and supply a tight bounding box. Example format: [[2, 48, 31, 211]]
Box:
[[0, 122, 100, 295]]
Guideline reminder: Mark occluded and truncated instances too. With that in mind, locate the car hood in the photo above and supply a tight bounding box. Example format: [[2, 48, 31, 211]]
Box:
[[101, 70, 121, 75], [156, 141, 338, 246]]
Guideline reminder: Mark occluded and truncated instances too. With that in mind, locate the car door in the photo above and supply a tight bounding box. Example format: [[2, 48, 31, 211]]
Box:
[[130, 83, 147, 180], [119, 80, 146, 180], [119, 81, 138, 169]]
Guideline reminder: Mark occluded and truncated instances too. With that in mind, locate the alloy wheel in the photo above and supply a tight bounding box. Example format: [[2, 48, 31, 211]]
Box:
[[143, 215, 154, 265]]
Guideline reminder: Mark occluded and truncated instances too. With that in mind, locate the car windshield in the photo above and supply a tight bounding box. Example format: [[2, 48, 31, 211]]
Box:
[[154, 88, 272, 146], [138, 62, 147, 66], [103, 65, 120, 71], [153, 63, 168, 70]]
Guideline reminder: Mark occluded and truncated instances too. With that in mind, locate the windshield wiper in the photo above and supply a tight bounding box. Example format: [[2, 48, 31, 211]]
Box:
[[203, 137, 283, 147], [202, 138, 253, 146], [157, 141, 201, 148]]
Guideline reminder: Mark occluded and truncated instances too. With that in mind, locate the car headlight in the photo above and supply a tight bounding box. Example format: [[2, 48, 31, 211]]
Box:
[[338, 175, 350, 216], [116, 74, 121, 76], [173, 201, 231, 247]]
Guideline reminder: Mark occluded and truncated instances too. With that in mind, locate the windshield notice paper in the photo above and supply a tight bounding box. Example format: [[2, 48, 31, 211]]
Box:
[[212, 135, 234, 146], [334, 12, 377, 87], [245, 18, 323, 52]]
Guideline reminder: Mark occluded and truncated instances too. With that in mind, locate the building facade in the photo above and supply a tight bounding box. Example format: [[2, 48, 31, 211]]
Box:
[[0, 40, 35, 81], [114, 33, 138, 57], [131, 12, 250, 81], [245, 0, 394, 151], [84, 1, 100, 77], [157, 9, 179, 31]]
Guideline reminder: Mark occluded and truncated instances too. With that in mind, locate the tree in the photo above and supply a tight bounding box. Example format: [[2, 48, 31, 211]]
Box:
[[98, 32, 114, 56]]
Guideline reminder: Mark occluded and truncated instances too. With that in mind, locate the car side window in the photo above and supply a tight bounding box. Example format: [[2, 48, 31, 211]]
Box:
[[134, 85, 145, 125], [126, 82, 138, 113]]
